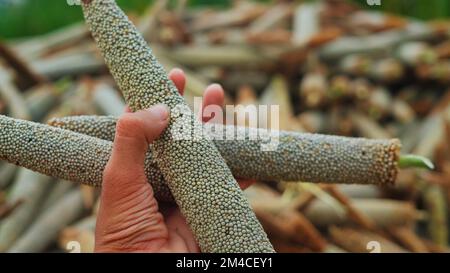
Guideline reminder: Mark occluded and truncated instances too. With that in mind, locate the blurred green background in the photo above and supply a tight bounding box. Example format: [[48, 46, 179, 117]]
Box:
[[0, 0, 449, 39]]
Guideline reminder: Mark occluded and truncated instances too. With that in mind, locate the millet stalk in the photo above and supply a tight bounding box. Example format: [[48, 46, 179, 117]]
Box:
[[49, 115, 404, 185], [0, 114, 408, 204], [80, 0, 273, 253]]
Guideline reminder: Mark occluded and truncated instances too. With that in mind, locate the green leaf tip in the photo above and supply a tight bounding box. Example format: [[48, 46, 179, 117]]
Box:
[[398, 154, 435, 170]]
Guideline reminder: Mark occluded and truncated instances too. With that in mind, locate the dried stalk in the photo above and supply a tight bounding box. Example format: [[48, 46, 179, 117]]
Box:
[[0, 42, 46, 89], [0, 199, 23, 221], [292, 3, 322, 45], [168, 45, 271, 67], [424, 185, 448, 247], [304, 199, 420, 228], [39, 180, 74, 212], [247, 3, 293, 34], [349, 112, 391, 139], [253, 206, 326, 252], [387, 226, 428, 253], [31, 50, 104, 79], [0, 163, 18, 190], [248, 185, 327, 251], [9, 189, 85, 253], [319, 21, 432, 60], [137, 0, 168, 42], [15, 22, 89, 60], [259, 75, 294, 130], [25, 84, 67, 121], [0, 169, 52, 251], [153, 46, 209, 98], [190, 2, 267, 32], [0, 67, 31, 120], [323, 185, 377, 231], [336, 184, 383, 199], [58, 216, 96, 253], [329, 226, 409, 253], [92, 82, 125, 116], [322, 244, 348, 253]]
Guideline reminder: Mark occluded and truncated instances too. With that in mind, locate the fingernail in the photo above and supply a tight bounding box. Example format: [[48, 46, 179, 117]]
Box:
[[209, 83, 223, 90], [149, 104, 169, 121], [172, 68, 183, 74]]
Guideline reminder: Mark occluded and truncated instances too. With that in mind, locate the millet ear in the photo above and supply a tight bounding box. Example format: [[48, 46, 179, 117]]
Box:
[[80, 0, 274, 253], [50, 115, 401, 189]]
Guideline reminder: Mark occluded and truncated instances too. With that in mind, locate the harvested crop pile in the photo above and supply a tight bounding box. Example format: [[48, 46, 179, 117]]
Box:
[[0, 0, 449, 253]]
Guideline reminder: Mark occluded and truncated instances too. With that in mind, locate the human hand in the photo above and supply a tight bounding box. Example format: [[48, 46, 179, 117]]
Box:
[[95, 68, 256, 252]]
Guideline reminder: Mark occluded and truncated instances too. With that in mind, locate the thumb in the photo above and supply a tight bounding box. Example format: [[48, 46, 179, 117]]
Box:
[[96, 104, 170, 252], [108, 104, 169, 175]]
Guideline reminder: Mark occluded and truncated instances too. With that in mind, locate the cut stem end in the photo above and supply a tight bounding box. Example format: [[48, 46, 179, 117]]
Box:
[[398, 154, 434, 170]]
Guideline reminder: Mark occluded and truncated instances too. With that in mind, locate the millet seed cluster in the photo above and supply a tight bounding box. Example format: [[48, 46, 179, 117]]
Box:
[[49, 115, 401, 186], [81, 0, 274, 253], [0, 114, 401, 203]]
